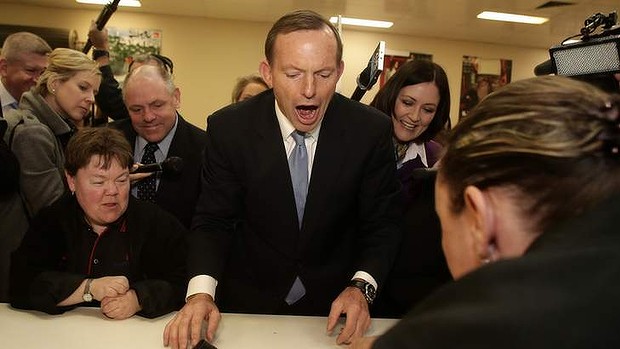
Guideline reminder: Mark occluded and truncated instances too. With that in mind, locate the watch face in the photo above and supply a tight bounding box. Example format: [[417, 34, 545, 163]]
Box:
[[364, 284, 376, 302], [83, 293, 93, 302]]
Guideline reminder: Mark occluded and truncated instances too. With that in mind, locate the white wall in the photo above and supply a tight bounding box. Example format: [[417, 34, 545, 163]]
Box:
[[1, 4, 549, 128]]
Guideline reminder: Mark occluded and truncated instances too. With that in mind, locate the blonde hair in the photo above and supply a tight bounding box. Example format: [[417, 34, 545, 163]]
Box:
[[440, 76, 620, 233], [231, 75, 268, 103], [34, 48, 100, 97]]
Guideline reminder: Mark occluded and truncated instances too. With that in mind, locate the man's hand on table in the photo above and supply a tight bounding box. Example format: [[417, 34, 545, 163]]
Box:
[[327, 286, 371, 345], [163, 293, 221, 349]]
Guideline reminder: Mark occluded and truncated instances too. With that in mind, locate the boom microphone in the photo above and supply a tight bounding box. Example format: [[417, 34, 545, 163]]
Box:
[[534, 59, 555, 76], [351, 41, 385, 101], [82, 0, 121, 53], [130, 156, 184, 175]]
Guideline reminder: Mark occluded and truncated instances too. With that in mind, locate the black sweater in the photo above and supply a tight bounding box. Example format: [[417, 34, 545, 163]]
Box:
[[10, 194, 187, 318]]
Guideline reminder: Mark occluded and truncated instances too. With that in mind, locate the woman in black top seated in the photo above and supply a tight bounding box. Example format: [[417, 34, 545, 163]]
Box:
[[10, 127, 187, 319], [353, 76, 620, 348]]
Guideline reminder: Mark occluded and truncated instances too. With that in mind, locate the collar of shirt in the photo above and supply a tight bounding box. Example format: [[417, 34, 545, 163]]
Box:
[[398, 141, 428, 168], [274, 100, 321, 177], [134, 113, 179, 164], [0, 79, 18, 113]]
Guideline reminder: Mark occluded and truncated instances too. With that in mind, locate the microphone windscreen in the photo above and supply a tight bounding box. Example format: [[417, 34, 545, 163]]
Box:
[[161, 156, 184, 175], [534, 60, 555, 76]]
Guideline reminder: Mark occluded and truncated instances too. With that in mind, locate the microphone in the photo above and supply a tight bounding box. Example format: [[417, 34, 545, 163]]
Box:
[[351, 41, 385, 101], [130, 156, 184, 175], [534, 59, 555, 76]]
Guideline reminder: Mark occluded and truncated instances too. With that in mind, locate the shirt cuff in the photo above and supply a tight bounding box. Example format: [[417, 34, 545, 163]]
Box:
[[352, 271, 378, 291], [186, 275, 218, 301]]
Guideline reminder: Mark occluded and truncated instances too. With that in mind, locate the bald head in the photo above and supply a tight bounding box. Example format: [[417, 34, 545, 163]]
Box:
[[122, 64, 180, 143], [122, 64, 175, 100]]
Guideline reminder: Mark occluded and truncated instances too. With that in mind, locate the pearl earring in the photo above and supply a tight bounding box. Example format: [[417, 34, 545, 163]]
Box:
[[480, 244, 497, 265]]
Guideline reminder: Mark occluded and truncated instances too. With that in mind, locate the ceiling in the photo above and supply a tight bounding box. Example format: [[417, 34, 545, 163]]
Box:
[[2, 0, 619, 49]]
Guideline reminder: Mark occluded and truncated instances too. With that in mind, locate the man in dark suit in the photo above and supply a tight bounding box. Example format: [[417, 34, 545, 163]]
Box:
[[163, 10, 402, 349], [109, 64, 206, 229]]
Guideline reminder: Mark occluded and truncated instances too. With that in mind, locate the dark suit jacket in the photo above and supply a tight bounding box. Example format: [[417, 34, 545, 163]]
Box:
[[190, 90, 402, 315], [110, 114, 207, 228], [95, 65, 130, 121], [373, 193, 620, 349], [372, 169, 451, 318]]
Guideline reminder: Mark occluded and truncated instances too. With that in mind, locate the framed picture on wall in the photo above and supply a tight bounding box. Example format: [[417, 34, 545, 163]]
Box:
[[459, 55, 512, 119], [380, 50, 433, 87], [107, 27, 162, 80]]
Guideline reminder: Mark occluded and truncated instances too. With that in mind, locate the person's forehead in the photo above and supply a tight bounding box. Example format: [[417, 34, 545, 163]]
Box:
[[271, 29, 339, 63], [126, 75, 168, 93], [82, 156, 124, 172], [11, 52, 48, 66], [277, 27, 335, 41]]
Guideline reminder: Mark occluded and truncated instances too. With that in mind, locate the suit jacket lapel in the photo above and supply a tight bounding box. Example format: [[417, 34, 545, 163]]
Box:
[[301, 94, 347, 242], [250, 94, 301, 240]]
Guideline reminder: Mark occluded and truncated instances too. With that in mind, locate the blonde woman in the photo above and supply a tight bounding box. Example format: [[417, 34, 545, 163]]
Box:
[[4, 48, 101, 217]]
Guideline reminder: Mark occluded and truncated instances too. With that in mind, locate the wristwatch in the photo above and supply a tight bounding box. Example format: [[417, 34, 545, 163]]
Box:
[[82, 278, 93, 302], [92, 49, 109, 60], [350, 279, 376, 305]]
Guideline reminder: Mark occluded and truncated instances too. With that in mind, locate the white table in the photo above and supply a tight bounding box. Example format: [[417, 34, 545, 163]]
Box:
[[0, 304, 397, 348]]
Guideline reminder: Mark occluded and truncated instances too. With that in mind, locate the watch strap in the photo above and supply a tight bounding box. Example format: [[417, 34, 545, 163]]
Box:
[[350, 279, 376, 304], [92, 49, 109, 60], [83, 278, 94, 302]]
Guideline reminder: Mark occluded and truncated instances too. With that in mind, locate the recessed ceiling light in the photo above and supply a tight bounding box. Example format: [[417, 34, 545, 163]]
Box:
[[477, 11, 549, 25], [329, 16, 393, 29], [76, 0, 141, 7]]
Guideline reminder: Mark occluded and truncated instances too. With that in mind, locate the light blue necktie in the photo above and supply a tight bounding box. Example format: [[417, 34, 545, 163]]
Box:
[[288, 131, 308, 227], [285, 130, 307, 305]]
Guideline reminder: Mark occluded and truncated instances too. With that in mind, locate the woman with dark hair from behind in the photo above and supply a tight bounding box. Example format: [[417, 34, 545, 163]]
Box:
[[353, 75, 620, 348], [10, 127, 187, 319], [369, 59, 452, 318]]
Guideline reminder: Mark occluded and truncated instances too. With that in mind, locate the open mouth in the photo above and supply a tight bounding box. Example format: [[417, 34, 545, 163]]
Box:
[[296, 105, 318, 121]]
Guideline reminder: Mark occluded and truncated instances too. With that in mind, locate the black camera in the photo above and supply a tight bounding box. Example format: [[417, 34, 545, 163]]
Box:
[[535, 11, 620, 93]]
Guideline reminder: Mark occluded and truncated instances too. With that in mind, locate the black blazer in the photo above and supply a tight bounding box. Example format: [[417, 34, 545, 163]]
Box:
[[110, 114, 207, 228], [372, 169, 452, 318], [189, 90, 402, 315]]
